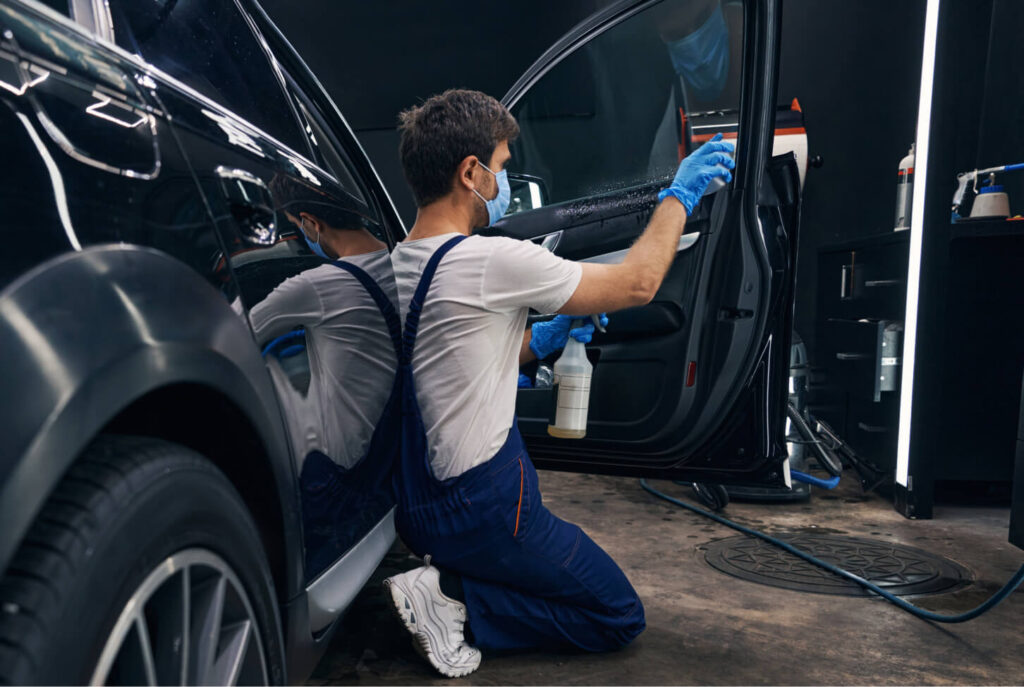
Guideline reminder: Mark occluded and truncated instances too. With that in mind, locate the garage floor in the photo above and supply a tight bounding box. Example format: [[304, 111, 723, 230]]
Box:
[[307, 471, 1024, 685]]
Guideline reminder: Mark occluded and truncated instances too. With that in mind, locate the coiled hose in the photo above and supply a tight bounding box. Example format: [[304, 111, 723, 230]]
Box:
[[640, 479, 1024, 623]]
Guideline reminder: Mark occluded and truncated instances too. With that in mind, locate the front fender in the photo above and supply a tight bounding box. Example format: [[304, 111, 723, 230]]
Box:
[[0, 244, 303, 596]]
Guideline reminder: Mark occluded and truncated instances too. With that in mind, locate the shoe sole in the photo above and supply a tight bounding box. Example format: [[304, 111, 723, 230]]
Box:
[[383, 577, 480, 679]]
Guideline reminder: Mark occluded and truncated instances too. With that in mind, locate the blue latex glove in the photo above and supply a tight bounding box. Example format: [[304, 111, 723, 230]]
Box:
[[658, 133, 735, 214], [529, 314, 609, 360], [517, 373, 534, 388]]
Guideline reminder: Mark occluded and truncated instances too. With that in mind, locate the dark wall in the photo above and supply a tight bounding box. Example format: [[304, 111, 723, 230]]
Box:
[[976, 0, 1024, 213], [777, 1, 925, 353], [261, 0, 928, 361], [260, 0, 602, 225]]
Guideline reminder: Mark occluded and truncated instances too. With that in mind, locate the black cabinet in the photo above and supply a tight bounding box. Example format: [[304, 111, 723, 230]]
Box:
[[817, 223, 1024, 518], [815, 232, 909, 475]]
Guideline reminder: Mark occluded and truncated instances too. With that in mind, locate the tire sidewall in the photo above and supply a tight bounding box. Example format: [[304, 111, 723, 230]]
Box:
[[42, 451, 285, 685]]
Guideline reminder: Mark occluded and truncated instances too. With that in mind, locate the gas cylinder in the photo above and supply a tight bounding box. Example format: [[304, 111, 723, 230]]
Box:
[[894, 143, 915, 231]]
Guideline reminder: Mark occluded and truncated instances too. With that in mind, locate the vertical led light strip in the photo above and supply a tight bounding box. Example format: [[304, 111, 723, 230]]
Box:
[[896, 0, 942, 487]]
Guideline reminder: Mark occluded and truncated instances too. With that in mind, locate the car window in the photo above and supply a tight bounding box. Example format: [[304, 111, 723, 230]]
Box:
[[294, 98, 369, 209], [107, 0, 307, 153], [508, 0, 744, 210], [35, 0, 69, 16]]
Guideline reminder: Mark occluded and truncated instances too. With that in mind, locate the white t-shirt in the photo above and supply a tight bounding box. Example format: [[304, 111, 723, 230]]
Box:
[[249, 249, 399, 470], [390, 234, 583, 480]]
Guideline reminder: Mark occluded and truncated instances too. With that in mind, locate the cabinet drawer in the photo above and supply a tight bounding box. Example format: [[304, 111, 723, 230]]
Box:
[[845, 397, 899, 471], [819, 319, 903, 402], [817, 242, 909, 321]]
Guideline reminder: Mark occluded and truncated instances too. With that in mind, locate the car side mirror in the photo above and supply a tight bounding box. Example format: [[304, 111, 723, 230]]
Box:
[[507, 173, 549, 214]]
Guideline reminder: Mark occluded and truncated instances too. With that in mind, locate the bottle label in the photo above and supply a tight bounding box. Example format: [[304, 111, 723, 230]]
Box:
[[553, 373, 591, 432]]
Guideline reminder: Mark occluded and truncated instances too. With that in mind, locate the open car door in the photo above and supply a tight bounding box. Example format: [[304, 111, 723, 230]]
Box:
[[489, 0, 799, 487]]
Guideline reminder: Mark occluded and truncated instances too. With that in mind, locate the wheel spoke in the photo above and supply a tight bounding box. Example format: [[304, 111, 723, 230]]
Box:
[[190, 574, 226, 685], [208, 620, 252, 686], [181, 567, 190, 687], [134, 615, 158, 687]]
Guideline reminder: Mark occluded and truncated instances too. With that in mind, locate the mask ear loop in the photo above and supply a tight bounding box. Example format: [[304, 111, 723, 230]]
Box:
[[473, 160, 498, 202]]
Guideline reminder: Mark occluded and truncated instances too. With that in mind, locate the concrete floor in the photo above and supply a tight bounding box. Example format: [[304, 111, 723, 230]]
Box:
[[307, 470, 1024, 685]]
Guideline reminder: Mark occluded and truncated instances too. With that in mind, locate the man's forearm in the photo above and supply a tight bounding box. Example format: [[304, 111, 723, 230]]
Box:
[[619, 196, 688, 300], [557, 198, 688, 315]]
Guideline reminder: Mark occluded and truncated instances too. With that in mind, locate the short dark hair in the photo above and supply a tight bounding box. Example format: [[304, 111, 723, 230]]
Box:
[[268, 174, 371, 231], [398, 89, 519, 207]]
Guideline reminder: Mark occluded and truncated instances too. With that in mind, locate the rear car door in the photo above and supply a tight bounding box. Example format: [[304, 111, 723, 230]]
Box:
[[494, 0, 799, 487], [102, 0, 401, 587]]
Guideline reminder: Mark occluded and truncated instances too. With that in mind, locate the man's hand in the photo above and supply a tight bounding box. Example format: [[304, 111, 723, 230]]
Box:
[[558, 134, 735, 316], [659, 133, 735, 213], [526, 314, 609, 362]]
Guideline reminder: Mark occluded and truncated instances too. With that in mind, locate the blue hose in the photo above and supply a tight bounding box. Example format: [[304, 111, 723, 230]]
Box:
[[640, 479, 1024, 623], [791, 469, 840, 489]]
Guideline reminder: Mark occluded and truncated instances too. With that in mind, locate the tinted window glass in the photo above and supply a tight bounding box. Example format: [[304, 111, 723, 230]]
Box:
[[509, 0, 744, 207], [38, 0, 69, 16], [109, 0, 306, 152], [295, 99, 368, 207]]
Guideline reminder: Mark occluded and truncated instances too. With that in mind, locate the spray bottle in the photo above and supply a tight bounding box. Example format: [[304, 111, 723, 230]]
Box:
[[894, 143, 915, 231], [547, 315, 603, 439]]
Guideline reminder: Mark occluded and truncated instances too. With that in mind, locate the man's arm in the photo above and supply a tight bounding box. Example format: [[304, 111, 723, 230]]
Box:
[[558, 135, 734, 316], [559, 197, 687, 314]]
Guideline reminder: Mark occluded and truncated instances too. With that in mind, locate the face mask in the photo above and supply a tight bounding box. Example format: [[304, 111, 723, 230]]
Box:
[[666, 2, 729, 103], [471, 161, 511, 226], [301, 218, 330, 260]]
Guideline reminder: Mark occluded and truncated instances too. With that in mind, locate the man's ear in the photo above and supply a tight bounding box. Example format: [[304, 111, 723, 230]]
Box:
[[298, 212, 319, 235], [456, 155, 480, 192]]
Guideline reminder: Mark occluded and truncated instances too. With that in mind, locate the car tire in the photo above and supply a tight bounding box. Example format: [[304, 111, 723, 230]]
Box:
[[0, 435, 285, 685]]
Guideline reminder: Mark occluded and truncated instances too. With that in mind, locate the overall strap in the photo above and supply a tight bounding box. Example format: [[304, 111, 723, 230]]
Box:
[[401, 234, 467, 365], [329, 259, 403, 362]]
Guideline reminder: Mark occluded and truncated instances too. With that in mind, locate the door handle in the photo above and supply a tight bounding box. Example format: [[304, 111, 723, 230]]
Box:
[[535, 230, 562, 253], [215, 166, 277, 246], [864, 279, 902, 288], [836, 352, 871, 361]]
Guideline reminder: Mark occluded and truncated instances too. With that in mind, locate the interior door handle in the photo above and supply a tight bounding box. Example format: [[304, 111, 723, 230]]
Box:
[[215, 166, 277, 246], [864, 279, 902, 288], [836, 352, 871, 361], [535, 231, 562, 253]]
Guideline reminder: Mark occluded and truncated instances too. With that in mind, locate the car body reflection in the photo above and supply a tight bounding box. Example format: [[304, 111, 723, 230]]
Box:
[[248, 175, 400, 581]]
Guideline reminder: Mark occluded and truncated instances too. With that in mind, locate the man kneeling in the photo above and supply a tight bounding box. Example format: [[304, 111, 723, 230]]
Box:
[[383, 89, 734, 677]]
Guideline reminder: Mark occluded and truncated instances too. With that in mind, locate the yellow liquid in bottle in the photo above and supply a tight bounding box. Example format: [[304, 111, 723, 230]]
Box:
[[547, 425, 586, 439]]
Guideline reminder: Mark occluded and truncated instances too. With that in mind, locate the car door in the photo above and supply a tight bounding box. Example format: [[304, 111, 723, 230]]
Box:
[[101, 0, 402, 592], [491, 0, 799, 487]]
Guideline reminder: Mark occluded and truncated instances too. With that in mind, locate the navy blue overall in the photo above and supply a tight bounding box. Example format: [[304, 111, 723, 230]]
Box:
[[394, 235, 645, 652]]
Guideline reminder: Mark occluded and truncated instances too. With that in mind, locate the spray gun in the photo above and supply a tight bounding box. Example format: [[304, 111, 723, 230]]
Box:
[[952, 162, 1024, 217]]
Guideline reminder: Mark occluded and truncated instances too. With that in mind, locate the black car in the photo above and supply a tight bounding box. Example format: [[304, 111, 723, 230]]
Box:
[[0, 0, 797, 683]]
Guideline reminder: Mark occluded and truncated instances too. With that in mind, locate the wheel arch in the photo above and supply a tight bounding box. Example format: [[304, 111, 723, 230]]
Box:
[[102, 382, 294, 605], [0, 245, 305, 603]]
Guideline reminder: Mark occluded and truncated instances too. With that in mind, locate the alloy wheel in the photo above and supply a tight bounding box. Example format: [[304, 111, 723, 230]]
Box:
[[90, 548, 268, 686]]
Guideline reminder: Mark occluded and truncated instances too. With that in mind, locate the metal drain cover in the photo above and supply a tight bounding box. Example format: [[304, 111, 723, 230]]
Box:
[[702, 534, 972, 597]]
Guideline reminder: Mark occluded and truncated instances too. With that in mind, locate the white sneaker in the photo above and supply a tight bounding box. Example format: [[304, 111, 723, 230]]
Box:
[[383, 556, 482, 678]]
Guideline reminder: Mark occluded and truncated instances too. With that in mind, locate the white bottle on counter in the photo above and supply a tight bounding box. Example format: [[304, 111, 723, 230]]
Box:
[[547, 322, 592, 439]]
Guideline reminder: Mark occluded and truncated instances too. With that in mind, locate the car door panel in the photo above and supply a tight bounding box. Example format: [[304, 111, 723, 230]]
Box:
[[493, 0, 792, 487]]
